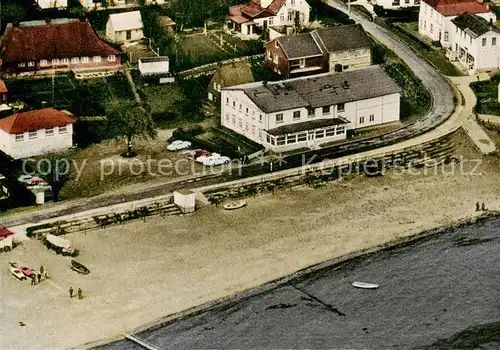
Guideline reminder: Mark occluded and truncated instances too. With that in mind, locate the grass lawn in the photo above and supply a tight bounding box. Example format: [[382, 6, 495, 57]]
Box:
[[471, 77, 500, 116], [179, 33, 229, 67], [5, 72, 134, 116], [137, 83, 185, 116], [196, 127, 263, 156]]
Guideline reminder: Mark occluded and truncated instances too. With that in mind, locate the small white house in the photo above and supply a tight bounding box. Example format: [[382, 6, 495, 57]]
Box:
[[36, 0, 68, 9], [138, 56, 170, 75], [106, 11, 144, 44], [0, 108, 76, 159], [220, 65, 401, 152], [418, 0, 495, 47]]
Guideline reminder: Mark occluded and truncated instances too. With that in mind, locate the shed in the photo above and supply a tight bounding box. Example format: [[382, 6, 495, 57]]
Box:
[[138, 56, 170, 75], [174, 189, 196, 213]]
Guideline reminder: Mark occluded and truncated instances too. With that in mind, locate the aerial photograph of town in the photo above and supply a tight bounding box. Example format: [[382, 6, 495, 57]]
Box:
[[1, 0, 500, 348]]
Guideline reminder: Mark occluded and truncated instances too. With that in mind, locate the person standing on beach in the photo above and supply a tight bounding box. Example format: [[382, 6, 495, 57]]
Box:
[[37, 273, 41, 284], [40, 266, 44, 275], [69, 287, 74, 298], [77, 288, 83, 300], [31, 275, 36, 285], [476, 202, 480, 212]]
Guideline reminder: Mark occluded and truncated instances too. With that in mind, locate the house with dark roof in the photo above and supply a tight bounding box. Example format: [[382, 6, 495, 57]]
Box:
[[228, 0, 310, 38], [418, 0, 495, 47], [0, 108, 76, 159], [265, 24, 372, 79], [0, 18, 121, 76], [446, 13, 500, 73], [220, 65, 401, 151], [208, 61, 255, 106]]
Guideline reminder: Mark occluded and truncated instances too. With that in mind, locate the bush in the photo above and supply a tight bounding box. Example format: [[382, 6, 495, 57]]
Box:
[[171, 124, 204, 140], [372, 42, 388, 64], [309, 0, 355, 25], [431, 40, 442, 48]]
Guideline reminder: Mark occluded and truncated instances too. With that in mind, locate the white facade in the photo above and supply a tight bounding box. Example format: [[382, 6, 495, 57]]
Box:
[[79, 0, 166, 9], [418, 1, 495, 47], [373, 0, 420, 9], [138, 57, 170, 75], [220, 89, 400, 152], [106, 11, 144, 44], [0, 124, 74, 159], [36, 0, 68, 9]]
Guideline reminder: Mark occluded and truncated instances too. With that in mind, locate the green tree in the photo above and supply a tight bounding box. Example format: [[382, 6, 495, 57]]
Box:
[[106, 100, 157, 157], [2, 4, 26, 24]]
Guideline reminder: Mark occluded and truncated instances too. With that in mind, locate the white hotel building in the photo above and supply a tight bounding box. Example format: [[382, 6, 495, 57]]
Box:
[[220, 65, 401, 152]]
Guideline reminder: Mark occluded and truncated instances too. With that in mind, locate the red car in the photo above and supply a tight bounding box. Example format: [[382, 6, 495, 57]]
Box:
[[188, 149, 211, 160], [18, 265, 35, 278]]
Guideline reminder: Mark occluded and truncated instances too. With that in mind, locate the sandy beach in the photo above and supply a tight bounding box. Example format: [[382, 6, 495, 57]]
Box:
[[2, 132, 500, 349]]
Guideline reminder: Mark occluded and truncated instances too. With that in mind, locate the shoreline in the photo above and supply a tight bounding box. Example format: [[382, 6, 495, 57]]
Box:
[[86, 210, 500, 349]]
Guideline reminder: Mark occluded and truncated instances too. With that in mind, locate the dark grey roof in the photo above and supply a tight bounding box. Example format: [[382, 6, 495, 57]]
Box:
[[267, 117, 349, 136], [313, 24, 372, 52], [232, 65, 401, 113], [451, 13, 499, 37], [274, 24, 371, 59], [276, 32, 323, 59], [139, 56, 169, 63]]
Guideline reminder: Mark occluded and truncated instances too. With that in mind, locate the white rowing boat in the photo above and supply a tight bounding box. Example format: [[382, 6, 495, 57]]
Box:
[[352, 281, 379, 289], [223, 200, 247, 210]]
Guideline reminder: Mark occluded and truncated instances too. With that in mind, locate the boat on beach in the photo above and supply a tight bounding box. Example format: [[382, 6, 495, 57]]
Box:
[[223, 200, 247, 210], [71, 259, 90, 275], [352, 281, 379, 289]]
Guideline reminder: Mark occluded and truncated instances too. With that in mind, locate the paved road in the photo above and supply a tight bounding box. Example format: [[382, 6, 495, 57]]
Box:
[[99, 215, 500, 349], [1, 2, 455, 228]]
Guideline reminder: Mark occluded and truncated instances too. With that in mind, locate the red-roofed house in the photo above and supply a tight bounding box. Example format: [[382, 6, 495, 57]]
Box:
[[0, 18, 121, 76], [418, 0, 495, 46], [228, 0, 310, 38], [0, 108, 76, 159]]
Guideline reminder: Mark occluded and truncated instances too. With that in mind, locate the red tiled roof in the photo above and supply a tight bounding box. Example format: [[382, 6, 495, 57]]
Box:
[[424, 0, 491, 16], [0, 20, 120, 63], [0, 108, 76, 134], [267, 0, 287, 14], [230, 0, 286, 22], [0, 228, 14, 238], [0, 80, 7, 93]]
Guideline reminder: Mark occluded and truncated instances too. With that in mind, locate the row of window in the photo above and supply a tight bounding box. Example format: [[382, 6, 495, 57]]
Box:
[[276, 104, 346, 124], [226, 114, 264, 140], [265, 126, 346, 146], [359, 114, 375, 124], [17, 55, 116, 68], [226, 98, 264, 122], [392, 0, 419, 5], [15, 126, 67, 142]]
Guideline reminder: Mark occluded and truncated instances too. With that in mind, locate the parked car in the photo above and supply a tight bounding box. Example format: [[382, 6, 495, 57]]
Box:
[[17, 175, 33, 184], [10, 266, 26, 280], [167, 140, 192, 151], [28, 177, 48, 186], [18, 265, 35, 278], [188, 149, 211, 160], [196, 152, 220, 163], [203, 155, 231, 166]]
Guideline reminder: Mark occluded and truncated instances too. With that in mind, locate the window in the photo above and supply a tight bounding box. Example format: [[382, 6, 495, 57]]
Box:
[[29, 131, 38, 140], [273, 55, 278, 64], [336, 126, 345, 135], [225, 113, 229, 122], [269, 17, 273, 25], [259, 115, 263, 123], [325, 128, 336, 137], [61, 58, 69, 65], [369, 114, 375, 122], [280, 13, 285, 22], [291, 58, 305, 68], [239, 104, 242, 110], [245, 122, 249, 131], [276, 113, 284, 123], [45, 128, 54, 137], [359, 116, 365, 124], [93, 56, 101, 63], [259, 131, 263, 139], [293, 111, 301, 120], [71, 57, 79, 64], [81, 57, 89, 63], [315, 130, 325, 138], [444, 31, 449, 42], [322, 106, 330, 115], [482, 38, 487, 47], [307, 107, 315, 117], [59, 126, 67, 134], [287, 134, 296, 144], [52, 58, 60, 65], [18, 62, 26, 67], [392, 0, 400, 5], [252, 125, 256, 135], [126, 30, 132, 40], [246, 107, 249, 114], [238, 119, 243, 128], [288, 11, 294, 21], [233, 101, 236, 108], [40, 59, 48, 67], [108, 55, 116, 62], [430, 24, 433, 33], [297, 132, 307, 142], [226, 97, 229, 105], [277, 135, 286, 145], [267, 50, 272, 60], [405, 0, 409, 3], [493, 38, 497, 46], [291, 0, 295, 4], [28, 61, 35, 67], [232, 117, 236, 125], [15, 133, 24, 142], [337, 103, 345, 112]]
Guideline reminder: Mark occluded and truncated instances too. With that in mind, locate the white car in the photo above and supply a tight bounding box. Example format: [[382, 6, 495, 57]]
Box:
[[203, 155, 231, 166], [167, 140, 192, 151], [17, 175, 33, 184], [196, 152, 220, 163], [10, 266, 26, 280]]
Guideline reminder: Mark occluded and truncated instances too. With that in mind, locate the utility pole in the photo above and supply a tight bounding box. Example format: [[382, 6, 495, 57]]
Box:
[[348, 0, 351, 18]]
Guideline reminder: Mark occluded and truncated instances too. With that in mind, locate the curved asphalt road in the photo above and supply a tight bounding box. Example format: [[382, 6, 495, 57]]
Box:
[[1, 3, 455, 228], [98, 216, 500, 349]]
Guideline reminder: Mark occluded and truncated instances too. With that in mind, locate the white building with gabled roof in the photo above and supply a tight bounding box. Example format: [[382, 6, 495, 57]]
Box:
[[221, 65, 401, 152], [106, 11, 144, 44]]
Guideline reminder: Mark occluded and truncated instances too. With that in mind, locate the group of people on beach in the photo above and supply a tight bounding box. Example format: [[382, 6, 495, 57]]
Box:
[[476, 202, 487, 212], [69, 287, 83, 299], [30, 265, 48, 285]]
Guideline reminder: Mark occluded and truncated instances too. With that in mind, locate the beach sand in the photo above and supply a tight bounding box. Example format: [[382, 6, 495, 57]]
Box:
[[2, 132, 500, 349]]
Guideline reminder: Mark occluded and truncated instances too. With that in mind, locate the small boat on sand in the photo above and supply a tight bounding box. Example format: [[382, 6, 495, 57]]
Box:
[[223, 200, 247, 210], [71, 259, 90, 275], [352, 281, 379, 289]]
